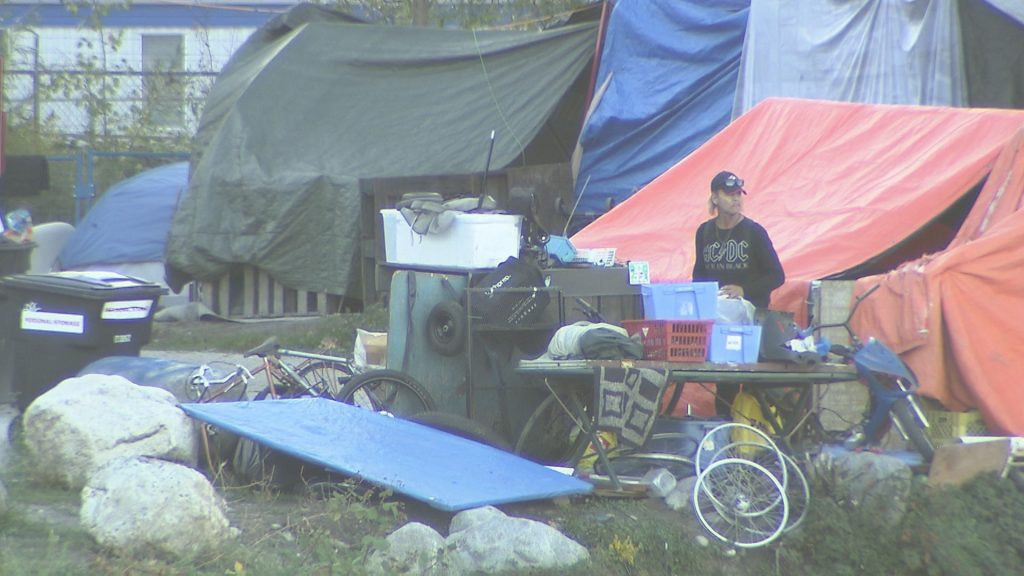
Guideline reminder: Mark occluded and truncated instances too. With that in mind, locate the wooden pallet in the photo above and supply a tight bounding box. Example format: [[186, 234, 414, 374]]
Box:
[[198, 265, 345, 319]]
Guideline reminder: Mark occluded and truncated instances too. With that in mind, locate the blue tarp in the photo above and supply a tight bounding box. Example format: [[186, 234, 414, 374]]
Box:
[[181, 398, 593, 511], [58, 162, 188, 269], [574, 0, 749, 214]]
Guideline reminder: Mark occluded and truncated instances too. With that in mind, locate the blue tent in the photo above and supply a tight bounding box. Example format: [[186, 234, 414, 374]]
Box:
[[58, 162, 188, 270], [574, 1, 749, 215]]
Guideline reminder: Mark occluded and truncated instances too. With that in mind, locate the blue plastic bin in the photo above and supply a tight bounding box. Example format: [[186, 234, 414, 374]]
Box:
[[641, 282, 718, 320], [708, 323, 762, 364]]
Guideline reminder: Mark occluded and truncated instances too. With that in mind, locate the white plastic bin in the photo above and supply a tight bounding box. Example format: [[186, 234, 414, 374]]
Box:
[[381, 209, 522, 270]]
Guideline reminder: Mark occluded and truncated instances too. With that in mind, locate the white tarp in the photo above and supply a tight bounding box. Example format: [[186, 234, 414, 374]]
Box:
[[733, 0, 966, 117]]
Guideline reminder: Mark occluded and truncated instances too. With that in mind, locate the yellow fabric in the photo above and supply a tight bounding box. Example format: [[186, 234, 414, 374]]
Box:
[[730, 391, 776, 457]]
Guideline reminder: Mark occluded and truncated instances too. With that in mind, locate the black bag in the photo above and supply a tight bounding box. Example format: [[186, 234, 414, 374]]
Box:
[[469, 256, 550, 327]]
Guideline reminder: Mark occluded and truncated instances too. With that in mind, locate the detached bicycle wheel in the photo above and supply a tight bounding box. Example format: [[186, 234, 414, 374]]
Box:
[[514, 390, 589, 466], [297, 360, 355, 399], [696, 422, 786, 486], [337, 369, 436, 417], [693, 457, 789, 549]]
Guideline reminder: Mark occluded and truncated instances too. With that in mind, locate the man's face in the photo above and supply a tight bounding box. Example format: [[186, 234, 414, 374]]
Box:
[[714, 188, 744, 215]]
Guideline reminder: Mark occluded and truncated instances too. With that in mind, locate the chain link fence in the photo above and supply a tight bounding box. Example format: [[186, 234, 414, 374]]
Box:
[[3, 68, 209, 224], [4, 68, 215, 145]]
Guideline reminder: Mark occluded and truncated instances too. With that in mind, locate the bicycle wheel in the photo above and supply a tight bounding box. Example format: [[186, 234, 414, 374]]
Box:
[[337, 369, 436, 417], [297, 360, 354, 399], [696, 422, 786, 485], [514, 390, 589, 466], [594, 451, 695, 480], [780, 451, 810, 533], [409, 411, 511, 450], [692, 457, 789, 548]]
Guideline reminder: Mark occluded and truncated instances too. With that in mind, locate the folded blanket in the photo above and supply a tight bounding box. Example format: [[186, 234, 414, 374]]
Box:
[[593, 366, 669, 448]]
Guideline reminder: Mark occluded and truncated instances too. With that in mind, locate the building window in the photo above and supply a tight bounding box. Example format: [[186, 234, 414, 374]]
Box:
[[142, 34, 184, 127]]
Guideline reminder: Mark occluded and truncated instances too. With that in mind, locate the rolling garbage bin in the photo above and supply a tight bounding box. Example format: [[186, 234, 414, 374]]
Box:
[[0, 271, 166, 410], [0, 240, 35, 276]]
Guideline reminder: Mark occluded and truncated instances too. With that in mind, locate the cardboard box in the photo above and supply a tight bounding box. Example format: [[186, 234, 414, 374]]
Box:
[[641, 282, 718, 320], [708, 323, 762, 364], [381, 209, 521, 270]]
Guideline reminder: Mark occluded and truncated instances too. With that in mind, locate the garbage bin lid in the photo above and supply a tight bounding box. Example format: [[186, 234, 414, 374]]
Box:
[[0, 270, 167, 298]]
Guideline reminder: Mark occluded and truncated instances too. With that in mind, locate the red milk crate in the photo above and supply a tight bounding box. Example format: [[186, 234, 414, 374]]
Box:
[[622, 319, 713, 362]]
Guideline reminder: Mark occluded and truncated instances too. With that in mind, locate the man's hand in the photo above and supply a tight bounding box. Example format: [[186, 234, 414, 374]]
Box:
[[719, 284, 745, 299]]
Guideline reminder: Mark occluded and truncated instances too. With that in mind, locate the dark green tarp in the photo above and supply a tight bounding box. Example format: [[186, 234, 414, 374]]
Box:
[[166, 4, 597, 297]]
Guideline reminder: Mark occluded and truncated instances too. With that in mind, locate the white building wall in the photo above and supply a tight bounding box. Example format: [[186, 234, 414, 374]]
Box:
[[4, 25, 261, 137]]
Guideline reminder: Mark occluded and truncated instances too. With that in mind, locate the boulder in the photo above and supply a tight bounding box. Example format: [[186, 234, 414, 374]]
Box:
[[816, 450, 913, 527], [22, 374, 196, 488], [368, 506, 589, 576], [445, 506, 589, 574], [80, 456, 236, 558], [365, 522, 447, 576]]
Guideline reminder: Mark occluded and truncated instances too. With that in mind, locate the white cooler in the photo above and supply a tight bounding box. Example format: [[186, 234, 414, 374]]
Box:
[[381, 208, 522, 270]]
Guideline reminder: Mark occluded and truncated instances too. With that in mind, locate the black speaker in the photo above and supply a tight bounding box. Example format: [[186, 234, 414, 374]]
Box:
[[0, 155, 50, 197]]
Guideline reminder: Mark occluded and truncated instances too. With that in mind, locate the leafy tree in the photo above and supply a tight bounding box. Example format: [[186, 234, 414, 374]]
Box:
[[332, 0, 596, 28]]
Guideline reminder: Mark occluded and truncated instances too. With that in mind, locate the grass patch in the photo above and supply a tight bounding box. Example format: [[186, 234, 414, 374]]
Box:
[[1, 458, 407, 575], [780, 472, 1024, 576], [148, 303, 389, 354]]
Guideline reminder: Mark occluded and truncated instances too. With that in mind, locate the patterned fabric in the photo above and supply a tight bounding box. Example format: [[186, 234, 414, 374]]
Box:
[[594, 366, 669, 448]]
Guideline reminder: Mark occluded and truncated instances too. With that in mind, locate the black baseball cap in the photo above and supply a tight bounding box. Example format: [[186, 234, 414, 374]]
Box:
[[710, 171, 747, 194]]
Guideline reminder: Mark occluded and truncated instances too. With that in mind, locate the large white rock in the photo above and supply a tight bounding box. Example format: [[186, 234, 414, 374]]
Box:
[[22, 374, 196, 488], [365, 522, 447, 576], [80, 456, 235, 558], [445, 506, 589, 574], [367, 506, 590, 576]]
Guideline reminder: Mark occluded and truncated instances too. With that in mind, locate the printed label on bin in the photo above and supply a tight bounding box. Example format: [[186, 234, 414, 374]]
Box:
[[726, 334, 743, 351], [102, 299, 154, 320], [21, 310, 85, 334]]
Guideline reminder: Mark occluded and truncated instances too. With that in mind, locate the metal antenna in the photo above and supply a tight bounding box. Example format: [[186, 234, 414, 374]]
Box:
[[563, 174, 591, 237], [477, 130, 496, 210]]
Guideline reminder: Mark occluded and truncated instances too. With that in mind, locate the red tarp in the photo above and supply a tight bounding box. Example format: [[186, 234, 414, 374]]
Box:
[[573, 98, 1024, 435]]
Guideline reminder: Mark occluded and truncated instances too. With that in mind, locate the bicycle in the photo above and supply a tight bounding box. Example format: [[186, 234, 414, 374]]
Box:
[[187, 336, 437, 417], [737, 284, 934, 461]]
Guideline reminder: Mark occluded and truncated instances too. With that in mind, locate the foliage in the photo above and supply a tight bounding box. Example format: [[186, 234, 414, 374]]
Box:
[[557, 498, 722, 576], [1, 1, 205, 221], [333, 0, 597, 28], [780, 472, 1024, 576]]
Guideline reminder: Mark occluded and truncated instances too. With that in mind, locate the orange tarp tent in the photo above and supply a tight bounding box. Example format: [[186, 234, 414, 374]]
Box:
[[573, 98, 1024, 434]]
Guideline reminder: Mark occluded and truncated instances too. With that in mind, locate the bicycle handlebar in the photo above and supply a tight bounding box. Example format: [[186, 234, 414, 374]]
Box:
[[809, 283, 881, 346]]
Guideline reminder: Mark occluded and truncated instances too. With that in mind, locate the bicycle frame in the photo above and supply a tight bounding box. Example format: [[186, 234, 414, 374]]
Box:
[[189, 338, 357, 402], [808, 285, 933, 457]]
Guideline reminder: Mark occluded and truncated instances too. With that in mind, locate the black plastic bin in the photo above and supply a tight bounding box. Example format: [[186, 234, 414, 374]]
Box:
[[0, 241, 35, 276], [0, 271, 166, 409]]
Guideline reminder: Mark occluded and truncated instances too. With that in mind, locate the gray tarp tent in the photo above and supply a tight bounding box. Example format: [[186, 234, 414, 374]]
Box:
[[166, 4, 598, 298]]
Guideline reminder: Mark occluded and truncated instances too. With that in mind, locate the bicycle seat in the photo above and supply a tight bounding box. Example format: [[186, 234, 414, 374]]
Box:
[[245, 337, 280, 358]]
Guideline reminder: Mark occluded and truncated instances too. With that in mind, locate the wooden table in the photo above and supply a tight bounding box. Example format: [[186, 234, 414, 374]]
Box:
[[516, 358, 859, 489], [517, 358, 858, 386]]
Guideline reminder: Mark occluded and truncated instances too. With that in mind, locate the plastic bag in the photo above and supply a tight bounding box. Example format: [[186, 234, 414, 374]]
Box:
[[353, 329, 388, 370], [717, 296, 756, 324], [2, 209, 34, 243]]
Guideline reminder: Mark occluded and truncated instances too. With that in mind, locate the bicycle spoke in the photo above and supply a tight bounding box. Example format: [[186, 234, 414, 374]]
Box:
[[338, 370, 435, 417], [297, 360, 354, 399], [693, 458, 789, 548]]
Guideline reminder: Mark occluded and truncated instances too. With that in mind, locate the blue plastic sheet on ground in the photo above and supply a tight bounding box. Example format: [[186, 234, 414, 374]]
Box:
[[180, 398, 592, 511]]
